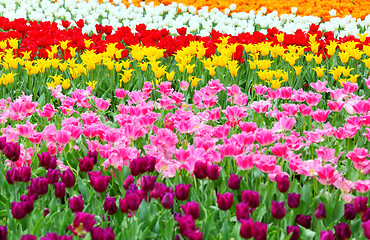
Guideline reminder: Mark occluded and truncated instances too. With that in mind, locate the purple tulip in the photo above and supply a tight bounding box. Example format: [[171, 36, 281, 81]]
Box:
[[253, 221, 267, 240], [11, 201, 27, 219], [344, 204, 356, 220], [193, 161, 207, 179], [315, 202, 326, 219], [175, 184, 191, 201], [161, 192, 174, 209], [91, 226, 115, 240], [69, 195, 84, 213], [0, 136, 7, 150], [286, 226, 300, 240], [60, 169, 75, 188], [21, 235, 37, 240], [4, 142, 20, 162], [68, 212, 96, 236], [228, 174, 242, 190], [271, 201, 286, 219], [0, 226, 7, 240], [236, 202, 250, 222], [216, 192, 234, 211], [46, 169, 60, 185], [287, 193, 301, 209], [78, 156, 94, 172], [38, 152, 56, 169], [181, 201, 200, 220], [141, 175, 156, 192], [363, 208, 370, 222], [206, 164, 220, 181], [240, 219, 254, 239], [334, 222, 351, 240], [295, 214, 311, 229], [129, 156, 156, 176], [104, 197, 117, 215], [86, 150, 98, 165], [362, 220, 370, 239], [88, 171, 111, 193], [30, 177, 49, 196], [119, 192, 141, 213], [54, 182, 66, 199], [241, 190, 260, 209], [123, 175, 134, 190], [276, 175, 290, 193], [319, 231, 335, 240], [354, 196, 368, 214]]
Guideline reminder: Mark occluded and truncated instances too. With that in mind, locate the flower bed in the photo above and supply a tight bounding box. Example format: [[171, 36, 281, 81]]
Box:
[[0, 1, 369, 240]]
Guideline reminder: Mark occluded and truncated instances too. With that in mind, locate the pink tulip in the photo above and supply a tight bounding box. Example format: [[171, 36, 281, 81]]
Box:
[[305, 92, 322, 106], [93, 97, 110, 111], [254, 85, 268, 95], [342, 81, 358, 94], [279, 87, 292, 100], [282, 103, 299, 116], [235, 154, 254, 170], [299, 104, 312, 116], [352, 100, 370, 115], [310, 80, 328, 93], [56, 130, 71, 146], [316, 165, 340, 185], [365, 76, 370, 89], [346, 148, 368, 164], [115, 89, 129, 99], [255, 128, 278, 146], [327, 100, 345, 112], [311, 109, 331, 123], [38, 103, 57, 119], [250, 100, 272, 114], [355, 180, 370, 193]]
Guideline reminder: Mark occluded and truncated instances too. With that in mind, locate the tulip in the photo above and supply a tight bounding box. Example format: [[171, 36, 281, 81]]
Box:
[[207, 164, 220, 181], [295, 214, 312, 229], [141, 175, 156, 192], [241, 190, 260, 209], [20, 195, 36, 214], [0, 226, 7, 240], [38, 152, 57, 169], [362, 220, 370, 239], [161, 192, 174, 209], [88, 171, 111, 193], [123, 175, 134, 190], [78, 156, 94, 172], [119, 192, 141, 213], [193, 161, 208, 179], [334, 222, 351, 240], [176, 215, 196, 236], [315, 202, 326, 219], [216, 192, 234, 211], [151, 183, 171, 200], [60, 169, 75, 188], [54, 182, 66, 199], [181, 201, 200, 219], [344, 204, 356, 220], [276, 175, 290, 193], [87, 150, 99, 165], [319, 231, 335, 240], [30, 177, 48, 196], [44, 208, 49, 217], [69, 195, 84, 213], [354, 196, 368, 214], [363, 208, 370, 222], [0, 136, 6, 150], [228, 174, 242, 190], [90, 227, 115, 240], [21, 235, 37, 240], [253, 221, 267, 240], [4, 142, 20, 162], [11, 202, 27, 220], [240, 219, 254, 239], [236, 202, 250, 222], [175, 184, 191, 201], [286, 226, 300, 240], [68, 212, 96, 236], [271, 201, 286, 219], [46, 169, 60, 184], [287, 193, 301, 209], [104, 197, 117, 215]]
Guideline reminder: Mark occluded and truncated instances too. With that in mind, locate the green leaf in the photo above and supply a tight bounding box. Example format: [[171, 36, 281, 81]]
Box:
[[78, 178, 89, 199]]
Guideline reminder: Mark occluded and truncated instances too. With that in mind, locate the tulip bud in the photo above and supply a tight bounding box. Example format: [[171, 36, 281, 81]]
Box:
[[253, 221, 267, 240], [206, 164, 220, 181], [362, 220, 370, 239], [104, 197, 117, 215], [15, 167, 31, 183], [88, 171, 111, 193], [363, 208, 370, 222], [6, 169, 15, 185], [287, 192, 301, 209], [120, 192, 141, 213], [54, 182, 66, 199], [11, 201, 27, 219], [91, 226, 115, 240], [30, 177, 48, 196], [236, 202, 250, 222], [161, 192, 174, 209], [240, 219, 254, 239], [87, 150, 98, 164], [78, 156, 94, 172], [181, 201, 200, 220], [4, 142, 20, 162], [123, 175, 134, 190], [141, 175, 156, 192], [334, 223, 351, 240], [216, 192, 234, 211], [271, 201, 286, 219], [354, 196, 368, 214], [0, 226, 7, 240], [46, 169, 60, 185], [315, 202, 326, 219], [21, 235, 37, 240], [241, 190, 260, 209], [193, 161, 207, 179], [286, 226, 300, 240], [44, 208, 49, 217], [344, 204, 356, 220], [175, 184, 191, 201], [319, 230, 335, 240], [0, 136, 7, 150], [60, 169, 75, 188], [295, 214, 312, 229], [276, 176, 290, 193], [228, 174, 242, 190], [69, 195, 84, 212]]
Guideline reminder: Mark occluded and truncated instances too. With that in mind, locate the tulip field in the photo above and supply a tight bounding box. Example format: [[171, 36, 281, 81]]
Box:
[[1, 0, 370, 239]]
